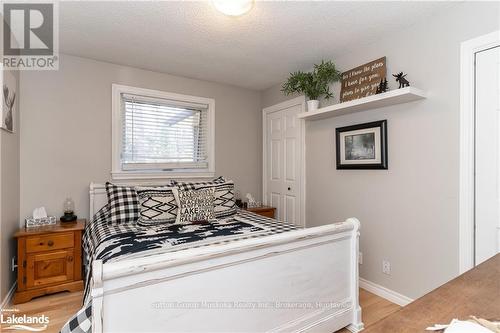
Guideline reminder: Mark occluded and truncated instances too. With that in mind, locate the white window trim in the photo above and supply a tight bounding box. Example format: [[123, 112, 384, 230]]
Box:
[[111, 84, 215, 180]]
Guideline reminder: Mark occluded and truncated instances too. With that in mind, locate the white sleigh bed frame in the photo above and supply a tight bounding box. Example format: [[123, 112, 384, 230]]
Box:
[[89, 183, 364, 332]]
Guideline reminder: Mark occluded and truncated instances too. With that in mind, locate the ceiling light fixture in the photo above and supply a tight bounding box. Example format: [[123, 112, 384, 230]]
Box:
[[212, 0, 254, 17]]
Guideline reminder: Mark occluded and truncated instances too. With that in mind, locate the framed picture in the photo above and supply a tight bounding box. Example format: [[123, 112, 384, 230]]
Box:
[[1, 68, 16, 133], [336, 120, 387, 169]]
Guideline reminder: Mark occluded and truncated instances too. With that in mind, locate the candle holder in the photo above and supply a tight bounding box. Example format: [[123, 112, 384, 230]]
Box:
[[60, 197, 77, 222]]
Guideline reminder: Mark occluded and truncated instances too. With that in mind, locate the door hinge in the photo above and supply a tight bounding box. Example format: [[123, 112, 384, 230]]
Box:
[[22, 276, 26, 284], [22, 260, 26, 268]]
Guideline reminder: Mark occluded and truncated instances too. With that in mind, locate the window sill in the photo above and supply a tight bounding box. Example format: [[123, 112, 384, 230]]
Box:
[[111, 170, 216, 181]]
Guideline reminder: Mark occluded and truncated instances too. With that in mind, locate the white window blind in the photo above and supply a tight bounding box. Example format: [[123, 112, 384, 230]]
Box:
[[121, 93, 210, 171]]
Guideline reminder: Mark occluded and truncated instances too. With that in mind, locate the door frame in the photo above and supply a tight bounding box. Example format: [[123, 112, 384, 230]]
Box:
[[262, 96, 306, 227], [459, 30, 500, 274]]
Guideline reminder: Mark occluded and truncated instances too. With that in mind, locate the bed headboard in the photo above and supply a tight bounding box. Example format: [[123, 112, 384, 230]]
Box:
[[90, 183, 108, 218]]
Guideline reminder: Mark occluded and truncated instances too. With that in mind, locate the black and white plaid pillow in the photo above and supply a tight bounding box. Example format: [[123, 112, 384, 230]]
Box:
[[136, 186, 178, 226], [173, 176, 226, 191], [173, 187, 215, 224], [105, 182, 139, 225]]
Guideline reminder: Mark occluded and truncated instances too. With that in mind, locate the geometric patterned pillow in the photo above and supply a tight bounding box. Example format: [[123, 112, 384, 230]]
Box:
[[196, 181, 237, 218], [136, 187, 178, 226], [172, 187, 215, 224], [105, 182, 140, 225]]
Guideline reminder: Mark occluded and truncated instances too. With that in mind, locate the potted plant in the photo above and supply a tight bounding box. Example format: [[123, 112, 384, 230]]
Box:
[[281, 60, 341, 111]]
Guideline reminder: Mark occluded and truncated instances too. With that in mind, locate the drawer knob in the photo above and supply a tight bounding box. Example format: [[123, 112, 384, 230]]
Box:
[[47, 240, 54, 246]]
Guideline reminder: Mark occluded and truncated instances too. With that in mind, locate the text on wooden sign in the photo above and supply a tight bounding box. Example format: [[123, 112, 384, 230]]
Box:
[[340, 57, 386, 102]]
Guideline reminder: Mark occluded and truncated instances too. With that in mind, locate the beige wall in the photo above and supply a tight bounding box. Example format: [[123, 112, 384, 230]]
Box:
[[0, 15, 21, 302], [20, 55, 262, 220], [1, 81, 20, 301], [262, 2, 500, 299]]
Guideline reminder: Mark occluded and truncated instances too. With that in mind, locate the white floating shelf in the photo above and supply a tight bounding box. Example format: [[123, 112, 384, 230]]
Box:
[[297, 87, 426, 121]]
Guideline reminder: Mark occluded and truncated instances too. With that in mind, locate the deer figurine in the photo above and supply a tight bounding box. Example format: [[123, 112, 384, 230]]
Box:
[[3, 84, 15, 131], [392, 72, 410, 89]]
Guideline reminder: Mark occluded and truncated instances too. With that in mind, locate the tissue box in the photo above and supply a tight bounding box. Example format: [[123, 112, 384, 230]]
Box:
[[25, 216, 57, 228]]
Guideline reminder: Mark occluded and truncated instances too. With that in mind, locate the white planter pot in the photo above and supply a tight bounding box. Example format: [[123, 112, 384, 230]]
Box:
[[307, 100, 319, 111]]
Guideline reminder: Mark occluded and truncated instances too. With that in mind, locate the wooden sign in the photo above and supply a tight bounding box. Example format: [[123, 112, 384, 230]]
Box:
[[340, 57, 386, 102]]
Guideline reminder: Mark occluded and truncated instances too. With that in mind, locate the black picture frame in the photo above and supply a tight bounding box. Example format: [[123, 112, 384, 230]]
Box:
[[335, 120, 388, 170]]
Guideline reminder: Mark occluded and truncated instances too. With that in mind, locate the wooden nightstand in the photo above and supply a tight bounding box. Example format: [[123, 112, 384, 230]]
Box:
[[13, 220, 85, 304], [245, 206, 276, 218]]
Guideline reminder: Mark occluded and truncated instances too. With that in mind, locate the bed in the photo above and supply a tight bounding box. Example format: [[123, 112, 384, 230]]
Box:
[[62, 182, 363, 333]]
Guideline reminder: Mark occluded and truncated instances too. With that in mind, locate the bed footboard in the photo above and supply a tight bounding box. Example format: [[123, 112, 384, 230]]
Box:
[[92, 219, 364, 332]]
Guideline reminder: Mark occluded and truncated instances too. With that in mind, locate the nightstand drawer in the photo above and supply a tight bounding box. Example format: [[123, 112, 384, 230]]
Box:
[[26, 233, 74, 253]]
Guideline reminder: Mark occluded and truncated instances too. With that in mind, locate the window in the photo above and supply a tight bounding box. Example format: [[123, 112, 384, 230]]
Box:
[[112, 84, 215, 180]]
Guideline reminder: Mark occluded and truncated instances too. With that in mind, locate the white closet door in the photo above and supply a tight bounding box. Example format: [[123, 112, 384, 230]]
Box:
[[264, 101, 303, 225], [266, 110, 284, 219], [282, 105, 302, 225], [475, 45, 500, 265]]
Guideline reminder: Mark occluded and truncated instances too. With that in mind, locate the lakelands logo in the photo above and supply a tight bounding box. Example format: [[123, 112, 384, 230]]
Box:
[[1, 308, 49, 331], [2, 1, 59, 70]]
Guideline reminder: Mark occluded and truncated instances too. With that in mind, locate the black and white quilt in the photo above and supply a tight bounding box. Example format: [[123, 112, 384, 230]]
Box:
[[60, 207, 298, 333]]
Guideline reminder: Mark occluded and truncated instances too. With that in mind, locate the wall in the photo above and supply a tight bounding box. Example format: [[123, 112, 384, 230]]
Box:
[[1, 75, 20, 302], [20, 55, 262, 220], [261, 2, 500, 299], [0, 16, 21, 303]]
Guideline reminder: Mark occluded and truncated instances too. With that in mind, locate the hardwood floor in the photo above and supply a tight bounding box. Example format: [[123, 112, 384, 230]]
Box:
[[3, 290, 83, 333], [336, 289, 402, 332], [3, 288, 400, 333]]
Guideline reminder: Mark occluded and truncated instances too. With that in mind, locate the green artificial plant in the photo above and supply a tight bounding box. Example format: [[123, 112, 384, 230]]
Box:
[[281, 60, 341, 100]]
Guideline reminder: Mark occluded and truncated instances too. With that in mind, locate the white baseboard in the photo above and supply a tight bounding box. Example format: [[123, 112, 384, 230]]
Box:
[[359, 278, 413, 307], [0, 282, 16, 310]]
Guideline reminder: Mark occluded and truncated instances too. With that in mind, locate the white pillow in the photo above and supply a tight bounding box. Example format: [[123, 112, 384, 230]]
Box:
[[172, 187, 216, 224], [135, 186, 178, 226]]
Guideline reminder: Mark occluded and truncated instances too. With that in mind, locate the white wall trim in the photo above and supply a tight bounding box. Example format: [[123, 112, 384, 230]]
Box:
[[459, 30, 500, 274], [111, 84, 216, 181], [0, 282, 17, 310], [262, 96, 306, 227], [359, 278, 413, 307]]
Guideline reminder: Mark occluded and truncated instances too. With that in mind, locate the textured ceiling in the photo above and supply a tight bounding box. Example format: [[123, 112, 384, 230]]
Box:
[[59, 1, 455, 90]]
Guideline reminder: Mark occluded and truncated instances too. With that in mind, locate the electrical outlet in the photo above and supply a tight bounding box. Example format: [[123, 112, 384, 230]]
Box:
[[11, 256, 17, 272], [358, 252, 363, 265], [382, 260, 391, 275]]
